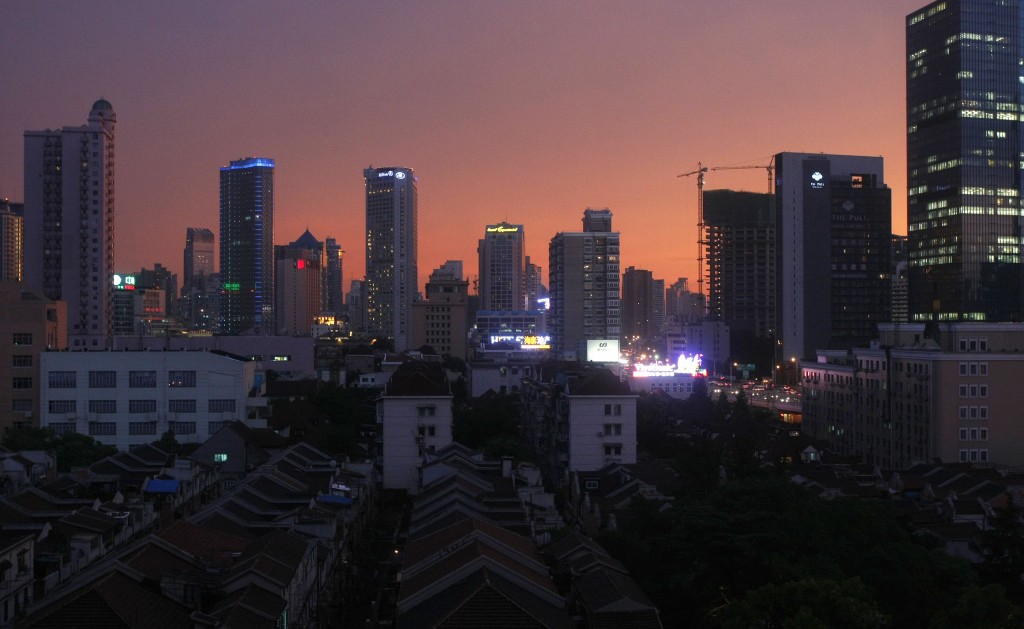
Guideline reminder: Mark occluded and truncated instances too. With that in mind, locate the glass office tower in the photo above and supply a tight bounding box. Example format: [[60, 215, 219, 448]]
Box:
[[907, 0, 1024, 321], [220, 158, 275, 334]]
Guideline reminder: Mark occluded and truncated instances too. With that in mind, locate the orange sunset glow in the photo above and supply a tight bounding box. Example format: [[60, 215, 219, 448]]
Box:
[[2, 2, 924, 291]]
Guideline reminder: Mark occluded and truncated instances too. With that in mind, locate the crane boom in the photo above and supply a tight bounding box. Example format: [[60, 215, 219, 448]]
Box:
[[677, 157, 776, 315]]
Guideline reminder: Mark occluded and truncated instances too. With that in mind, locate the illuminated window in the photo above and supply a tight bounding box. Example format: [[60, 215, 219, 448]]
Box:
[[12, 333, 32, 346], [168, 371, 196, 387]]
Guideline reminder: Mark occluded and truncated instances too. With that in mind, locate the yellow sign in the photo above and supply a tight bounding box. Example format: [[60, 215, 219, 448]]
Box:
[[486, 225, 520, 233]]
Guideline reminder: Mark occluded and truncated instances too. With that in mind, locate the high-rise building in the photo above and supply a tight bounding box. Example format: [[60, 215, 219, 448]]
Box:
[[704, 190, 775, 338], [24, 100, 116, 348], [0, 200, 23, 281], [907, 0, 1024, 322], [275, 230, 324, 336], [137, 263, 178, 321], [621, 267, 654, 348], [651, 278, 665, 337], [549, 208, 620, 359], [324, 237, 345, 316], [346, 279, 366, 333], [365, 166, 417, 350], [775, 152, 892, 361], [892, 235, 910, 324], [411, 261, 469, 359], [478, 222, 525, 311], [525, 255, 545, 310], [220, 157, 275, 335], [665, 278, 704, 325], [182, 227, 215, 325]]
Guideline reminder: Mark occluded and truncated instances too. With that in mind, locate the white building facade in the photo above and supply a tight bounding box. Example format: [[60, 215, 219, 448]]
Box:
[[377, 363, 453, 492], [40, 350, 266, 450]]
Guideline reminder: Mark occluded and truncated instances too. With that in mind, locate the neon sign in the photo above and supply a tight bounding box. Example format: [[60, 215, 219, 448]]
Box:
[[632, 353, 706, 378], [489, 334, 551, 349], [486, 225, 520, 233], [112, 275, 136, 290]]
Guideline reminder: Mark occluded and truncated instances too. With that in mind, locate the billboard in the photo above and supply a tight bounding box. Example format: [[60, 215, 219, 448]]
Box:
[[587, 339, 620, 362]]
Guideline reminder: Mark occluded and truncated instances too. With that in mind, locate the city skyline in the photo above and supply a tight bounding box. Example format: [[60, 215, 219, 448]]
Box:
[[2, 2, 924, 292]]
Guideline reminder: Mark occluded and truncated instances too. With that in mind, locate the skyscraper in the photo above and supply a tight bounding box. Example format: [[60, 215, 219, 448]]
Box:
[[324, 237, 344, 316], [775, 152, 892, 361], [220, 157, 274, 335], [24, 100, 116, 347], [0, 200, 23, 281], [525, 255, 545, 309], [907, 0, 1024, 321], [184, 227, 215, 289], [621, 266, 654, 347], [365, 166, 417, 350], [549, 208, 621, 359], [478, 222, 525, 311], [704, 189, 776, 346], [182, 227, 215, 324], [275, 230, 323, 336]]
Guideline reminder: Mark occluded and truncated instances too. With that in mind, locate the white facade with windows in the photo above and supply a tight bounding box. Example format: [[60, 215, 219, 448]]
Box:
[[564, 394, 637, 472], [39, 349, 266, 450], [377, 364, 453, 493]]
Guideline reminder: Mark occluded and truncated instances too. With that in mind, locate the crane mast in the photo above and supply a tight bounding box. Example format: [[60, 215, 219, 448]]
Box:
[[677, 163, 709, 306]]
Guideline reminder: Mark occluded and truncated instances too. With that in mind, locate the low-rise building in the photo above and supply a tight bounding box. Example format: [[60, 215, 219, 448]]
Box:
[[0, 281, 68, 431], [521, 365, 638, 478], [378, 362, 454, 492], [40, 349, 267, 450], [801, 322, 1024, 469]]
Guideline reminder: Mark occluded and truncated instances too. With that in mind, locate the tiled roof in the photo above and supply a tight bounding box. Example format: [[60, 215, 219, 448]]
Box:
[[568, 369, 632, 396], [124, 540, 198, 579], [24, 570, 192, 629], [384, 362, 450, 396], [576, 567, 659, 615], [58, 508, 120, 534], [399, 566, 568, 629], [160, 521, 251, 562], [209, 583, 286, 628]]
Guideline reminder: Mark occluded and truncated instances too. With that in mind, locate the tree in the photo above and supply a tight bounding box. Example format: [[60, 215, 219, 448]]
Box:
[[981, 497, 1024, 587], [153, 430, 182, 454], [3, 426, 116, 472], [720, 577, 883, 629]]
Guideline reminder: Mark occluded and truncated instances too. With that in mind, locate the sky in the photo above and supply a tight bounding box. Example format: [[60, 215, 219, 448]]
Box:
[[2, 1, 927, 292]]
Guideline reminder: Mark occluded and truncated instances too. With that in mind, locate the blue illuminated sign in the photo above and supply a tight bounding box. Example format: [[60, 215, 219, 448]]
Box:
[[221, 158, 275, 171]]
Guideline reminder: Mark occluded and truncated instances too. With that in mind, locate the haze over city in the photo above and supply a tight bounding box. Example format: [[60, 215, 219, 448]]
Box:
[[3, 1, 923, 288]]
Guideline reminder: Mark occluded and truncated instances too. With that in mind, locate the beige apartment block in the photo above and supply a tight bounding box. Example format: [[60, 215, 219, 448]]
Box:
[[0, 281, 67, 431], [802, 323, 1024, 470]]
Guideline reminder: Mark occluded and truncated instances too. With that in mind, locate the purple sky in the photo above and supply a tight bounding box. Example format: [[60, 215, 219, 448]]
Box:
[[2, 1, 925, 291]]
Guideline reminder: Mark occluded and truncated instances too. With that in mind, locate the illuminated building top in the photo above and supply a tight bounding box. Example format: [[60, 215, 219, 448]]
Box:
[[221, 157, 275, 171]]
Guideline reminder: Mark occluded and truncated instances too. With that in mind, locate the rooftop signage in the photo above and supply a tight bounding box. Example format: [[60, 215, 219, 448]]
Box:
[[632, 352, 706, 378]]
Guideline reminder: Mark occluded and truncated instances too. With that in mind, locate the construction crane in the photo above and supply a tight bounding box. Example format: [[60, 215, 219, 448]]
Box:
[[708, 157, 775, 198], [677, 157, 775, 304], [677, 163, 709, 301]]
